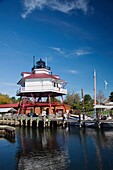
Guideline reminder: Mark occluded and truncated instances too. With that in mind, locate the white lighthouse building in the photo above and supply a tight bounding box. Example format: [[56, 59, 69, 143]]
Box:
[[16, 58, 67, 114]]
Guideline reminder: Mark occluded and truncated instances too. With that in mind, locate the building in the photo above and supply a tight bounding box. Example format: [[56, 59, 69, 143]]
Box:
[[16, 58, 68, 115]]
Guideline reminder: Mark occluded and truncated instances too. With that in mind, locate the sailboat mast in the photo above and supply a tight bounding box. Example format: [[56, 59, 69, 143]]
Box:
[[94, 69, 96, 106], [93, 70, 97, 117]]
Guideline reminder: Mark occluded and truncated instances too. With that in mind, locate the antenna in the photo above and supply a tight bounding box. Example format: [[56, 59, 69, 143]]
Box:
[[46, 57, 48, 66], [33, 56, 35, 67]]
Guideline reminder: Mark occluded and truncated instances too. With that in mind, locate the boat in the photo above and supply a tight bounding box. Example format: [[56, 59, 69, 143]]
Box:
[[68, 114, 96, 127]]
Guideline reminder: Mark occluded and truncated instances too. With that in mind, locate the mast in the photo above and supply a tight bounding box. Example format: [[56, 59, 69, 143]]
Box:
[[81, 89, 84, 109], [81, 89, 85, 126], [94, 69, 96, 116], [94, 69, 96, 106]]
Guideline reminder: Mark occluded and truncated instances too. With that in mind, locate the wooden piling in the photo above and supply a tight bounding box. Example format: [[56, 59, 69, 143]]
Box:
[[43, 116, 46, 127], [2, 114, 113, 129], [36, 118, 39, 127], [79, 113, 82, 128], [30, 118, 32, 127], [47, 118, 50, 127], [25, 119, 28, 126], [20, 119, 23, 126]]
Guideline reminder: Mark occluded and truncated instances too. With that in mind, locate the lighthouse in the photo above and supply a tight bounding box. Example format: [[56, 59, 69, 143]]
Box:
[[16, 58, 67, 114]]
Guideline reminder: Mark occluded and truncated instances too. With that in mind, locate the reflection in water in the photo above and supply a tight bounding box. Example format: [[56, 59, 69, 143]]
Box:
[[4, 127, 113, 170], [72, 128, 113, 170], [16, 127, 70, 170], [0, 134, 15, 143]]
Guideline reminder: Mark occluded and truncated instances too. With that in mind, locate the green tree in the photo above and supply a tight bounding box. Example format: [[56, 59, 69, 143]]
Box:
[[84, 94, 92, 104], [73, 102, 82, 110], [0, 93, 11, 104], [11, 97, 19, 103], [84, 94, 93, 111], [11, 97, 16, 103], [64, 92, 80, 107], [109, 92, 113, 102], [50, 97, 61, 103]]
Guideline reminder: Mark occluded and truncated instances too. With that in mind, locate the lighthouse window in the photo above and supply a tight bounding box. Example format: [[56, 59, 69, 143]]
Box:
[[22, 82, 25, 87], [53, 82, 59, 87], [52, 82, 56, 87]]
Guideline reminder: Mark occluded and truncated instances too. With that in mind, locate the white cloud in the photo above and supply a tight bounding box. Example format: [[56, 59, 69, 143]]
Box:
[[68, 69, 79, 74], [60, 48, 92, 58], [75, 49, 92, 56], [49, 47, 92, 58], [22, 0, 90, 18], [75, 0, 88, 14], [49, 47, 64, 54]]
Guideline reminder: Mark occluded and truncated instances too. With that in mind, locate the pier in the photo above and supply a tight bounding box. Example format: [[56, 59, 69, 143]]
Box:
[[0, 114, 113, 129], [0, 115, 66, 128]]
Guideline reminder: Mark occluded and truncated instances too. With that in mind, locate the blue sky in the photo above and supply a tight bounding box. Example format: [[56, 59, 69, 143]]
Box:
[[0, 0, 113, 99]]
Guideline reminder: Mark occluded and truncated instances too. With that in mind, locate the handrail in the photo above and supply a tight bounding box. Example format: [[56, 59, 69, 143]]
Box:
[[16, 85, 67, 95]]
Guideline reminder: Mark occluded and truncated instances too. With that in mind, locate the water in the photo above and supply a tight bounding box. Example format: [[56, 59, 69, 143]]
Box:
[[0, 127, 113, 170]]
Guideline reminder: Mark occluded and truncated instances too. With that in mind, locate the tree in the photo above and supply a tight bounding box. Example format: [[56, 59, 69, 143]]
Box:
[[84, 94, 92, 104], [109, 92, 113, 102], [84, 94, 93, 111], [50, 97, 61, 103], [96, 91, 105, 104], [73, 102, 82, 110], [11, 97, 17, 103], [0, 93, 19, 104], [0, 93, 11, 104], [10, 97, 19, 103], [64, 92, 80, 107]]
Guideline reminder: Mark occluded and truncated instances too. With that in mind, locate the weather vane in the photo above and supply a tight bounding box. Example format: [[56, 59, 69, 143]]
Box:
[[104, 80, 108, 90]]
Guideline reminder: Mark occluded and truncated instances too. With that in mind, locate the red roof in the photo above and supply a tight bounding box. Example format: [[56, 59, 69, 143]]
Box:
[[21, 72, 31, 75], [0, 103, 19, 108], [24, 73, 60, 80], [17, 72, 66, 85]]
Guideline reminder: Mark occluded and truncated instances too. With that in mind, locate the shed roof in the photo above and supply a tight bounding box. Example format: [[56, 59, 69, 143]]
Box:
[[0, 108, 17, 113], [94, 105, 113, 109]]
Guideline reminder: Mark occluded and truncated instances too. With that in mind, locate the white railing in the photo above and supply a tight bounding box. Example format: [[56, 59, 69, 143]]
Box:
[[16, 85, 67, 95]]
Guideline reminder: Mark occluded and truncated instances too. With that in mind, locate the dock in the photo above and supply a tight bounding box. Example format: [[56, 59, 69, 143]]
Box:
[[0, 114, 113, 129]]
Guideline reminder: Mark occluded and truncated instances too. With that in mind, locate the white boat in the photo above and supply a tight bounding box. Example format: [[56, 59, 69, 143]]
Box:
[[69, 114, 96, 127]]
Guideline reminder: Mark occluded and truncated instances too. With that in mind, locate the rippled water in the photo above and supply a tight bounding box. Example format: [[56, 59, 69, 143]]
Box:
[[1, 127, 113, 170]]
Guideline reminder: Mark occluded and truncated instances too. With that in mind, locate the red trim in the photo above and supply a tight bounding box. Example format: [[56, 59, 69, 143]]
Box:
[[0, 103, 19, 108], [19, 102, 65, 107]]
